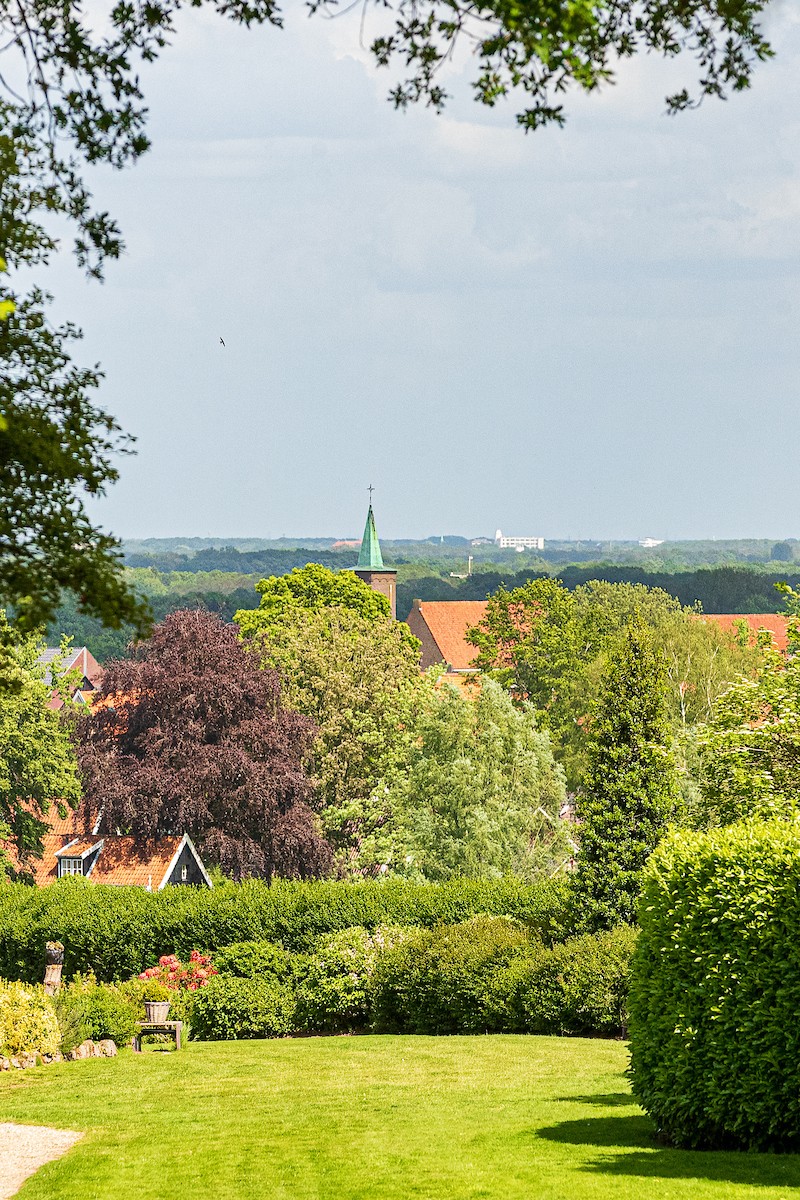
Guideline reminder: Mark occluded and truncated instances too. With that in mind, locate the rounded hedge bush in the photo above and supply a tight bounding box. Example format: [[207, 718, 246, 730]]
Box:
[[371, 915, 532, 1034], [190, 976, 296, 1040], [629, 820, 800, 1151], [488, 925, 637, 1036], [212, 940, 293, 981]]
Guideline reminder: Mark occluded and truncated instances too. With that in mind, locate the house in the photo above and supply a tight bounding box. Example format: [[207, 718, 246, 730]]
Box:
[[13, 809, 212, 890], [405, 599, 488, 672], [36, 646, 104, 710]]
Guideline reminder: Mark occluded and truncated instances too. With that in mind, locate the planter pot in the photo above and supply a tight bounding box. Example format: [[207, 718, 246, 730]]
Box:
[[144, 1000, 170, 1024], [45, 942, 65, 966]]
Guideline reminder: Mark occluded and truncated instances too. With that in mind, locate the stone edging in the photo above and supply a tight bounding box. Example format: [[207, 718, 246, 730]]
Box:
[[0, 1040, 118, 1070]]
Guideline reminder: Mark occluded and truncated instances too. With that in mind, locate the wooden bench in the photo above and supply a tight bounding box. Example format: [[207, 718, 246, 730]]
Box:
[[133, 1020, 183, 1053]]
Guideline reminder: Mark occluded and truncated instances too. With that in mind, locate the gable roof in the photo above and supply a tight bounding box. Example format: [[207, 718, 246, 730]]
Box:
[[7, 807, 211, 889], [407, 600, 488, 670]]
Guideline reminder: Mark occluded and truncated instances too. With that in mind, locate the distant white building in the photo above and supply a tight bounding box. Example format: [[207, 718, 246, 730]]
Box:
[[495, 529, 545, 551], [639, 538, 664, 549]]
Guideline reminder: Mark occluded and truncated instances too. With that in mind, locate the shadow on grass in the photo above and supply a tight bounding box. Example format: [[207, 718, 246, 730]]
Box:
[[555, 1093, 639, 1108], [537, 1114, 800, 1189]]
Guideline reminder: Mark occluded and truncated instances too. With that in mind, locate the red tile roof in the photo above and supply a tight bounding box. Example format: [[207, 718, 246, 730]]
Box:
[[410, 602, 792, 671], [411, 601, 488, 670], [89, 836, 183, 888], [6, 805, 203, 889], [696, 613, 790, 653], [54, 837, 103, 858]]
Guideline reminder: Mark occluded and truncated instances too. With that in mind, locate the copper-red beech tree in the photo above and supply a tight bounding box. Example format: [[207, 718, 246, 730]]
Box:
[[76, 610, 331, 881]]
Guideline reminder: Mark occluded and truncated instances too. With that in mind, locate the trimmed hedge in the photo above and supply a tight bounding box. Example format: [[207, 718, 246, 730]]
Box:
[[487, 926, 637, 1036], [629, 821, 800, 1151], [0, 877, 569, 983]]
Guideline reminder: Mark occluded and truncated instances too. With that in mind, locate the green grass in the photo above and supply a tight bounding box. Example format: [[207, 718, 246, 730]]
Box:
[[0, 1036, 798, 1199]]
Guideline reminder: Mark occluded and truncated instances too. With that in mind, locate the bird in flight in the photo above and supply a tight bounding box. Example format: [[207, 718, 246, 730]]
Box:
[[219, 337, 226, 347]]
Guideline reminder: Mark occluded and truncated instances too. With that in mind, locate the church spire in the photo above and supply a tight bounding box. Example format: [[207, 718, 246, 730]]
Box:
[[353, 490, 396, 618], [357, 503, 385, 570]]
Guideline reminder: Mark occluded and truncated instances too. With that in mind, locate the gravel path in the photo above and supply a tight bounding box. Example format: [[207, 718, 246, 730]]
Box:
[[0, 1122, 83, 1197]]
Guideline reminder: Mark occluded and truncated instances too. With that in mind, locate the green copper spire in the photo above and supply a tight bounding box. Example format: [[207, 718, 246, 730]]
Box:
[[357, 504, 385, 570]]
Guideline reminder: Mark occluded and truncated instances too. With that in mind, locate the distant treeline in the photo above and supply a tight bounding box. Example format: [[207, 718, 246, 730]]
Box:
[[48, 588, 259, 662], [124, 547, 353, 573], [48, 564, 796, 662]]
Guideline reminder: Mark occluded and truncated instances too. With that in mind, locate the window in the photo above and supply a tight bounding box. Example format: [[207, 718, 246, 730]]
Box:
[[181, 865, 188, 882], [59, 858, 83, 877]]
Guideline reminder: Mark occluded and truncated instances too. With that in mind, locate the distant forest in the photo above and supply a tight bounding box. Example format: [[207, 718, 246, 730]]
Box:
[[47, 552, 799, 662]]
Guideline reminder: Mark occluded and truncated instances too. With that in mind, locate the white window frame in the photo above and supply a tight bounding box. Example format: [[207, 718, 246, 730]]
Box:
[[59, 858, 83, 877]]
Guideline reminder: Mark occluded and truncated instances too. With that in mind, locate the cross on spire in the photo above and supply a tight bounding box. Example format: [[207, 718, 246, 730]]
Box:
[[368, 483, 374, 504]]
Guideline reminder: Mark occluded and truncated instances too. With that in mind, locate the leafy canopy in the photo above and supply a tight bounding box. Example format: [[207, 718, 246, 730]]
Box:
[[388, 678, 569, 882], [76, 609, 331, 881], [240, 601, 425, 876], [0, 104, 148, 637], [238, 563, 399, 632], [468, 577, 760, 787], [697, 627, 800, 827]]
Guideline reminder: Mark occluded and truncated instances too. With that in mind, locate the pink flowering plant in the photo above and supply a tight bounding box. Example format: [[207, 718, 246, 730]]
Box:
[[138, 950, 217, 992]]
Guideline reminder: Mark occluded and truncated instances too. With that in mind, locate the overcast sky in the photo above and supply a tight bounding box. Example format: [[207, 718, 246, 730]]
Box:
[[36, 3, 800, 542]]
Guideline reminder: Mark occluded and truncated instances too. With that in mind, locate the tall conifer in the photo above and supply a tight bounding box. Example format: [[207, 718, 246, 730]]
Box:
[[574, 617, 677, 929]]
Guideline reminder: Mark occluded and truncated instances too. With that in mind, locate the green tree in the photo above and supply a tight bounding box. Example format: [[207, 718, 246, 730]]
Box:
[[237, 563, 402, 634], [572, 618, 678, 930], [696, 634, 800, 828], [469, 578, 759, 788], [240, 602, 425, 875], [389, 678, 569, 882], [0, 106, 148, 639], [0, 615, 81, 873]]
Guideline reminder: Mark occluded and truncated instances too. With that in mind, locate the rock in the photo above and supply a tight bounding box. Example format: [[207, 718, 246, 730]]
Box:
[[0, 1058, 10, 1071], [51, 1052, 63, 1064], [98, 1040, 117, 1057], [9, 1058, 20, 1070], [74, 1041, 94, 1060]]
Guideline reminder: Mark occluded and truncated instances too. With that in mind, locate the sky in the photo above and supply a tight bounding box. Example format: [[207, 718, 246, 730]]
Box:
[[33, 2, 800, 542]]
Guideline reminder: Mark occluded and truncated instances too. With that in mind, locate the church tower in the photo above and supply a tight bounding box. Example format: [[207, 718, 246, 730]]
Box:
[[353, 501, 397, 618]]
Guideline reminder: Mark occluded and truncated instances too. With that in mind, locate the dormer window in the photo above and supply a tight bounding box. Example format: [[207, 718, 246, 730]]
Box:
[[59, 858, 83, 877]]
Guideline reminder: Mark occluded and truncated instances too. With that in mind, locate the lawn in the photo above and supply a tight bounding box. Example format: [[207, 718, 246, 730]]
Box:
[[0, 1036, 798, 1199]]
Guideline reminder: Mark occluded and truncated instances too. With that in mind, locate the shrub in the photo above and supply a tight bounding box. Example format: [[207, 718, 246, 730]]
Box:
[[190, 976, 295, 1040], [488, 926, 637, 1036], [0, 981, 60, 1058], [629, 821, 800, 1151], [212, 941, 293, 981], [371, 916, 532, 1034], [0, 876, 569, 983], [296, 926, 410, 1033], [54, 976, 138, 1048], [82, 988, 137, 1046]]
